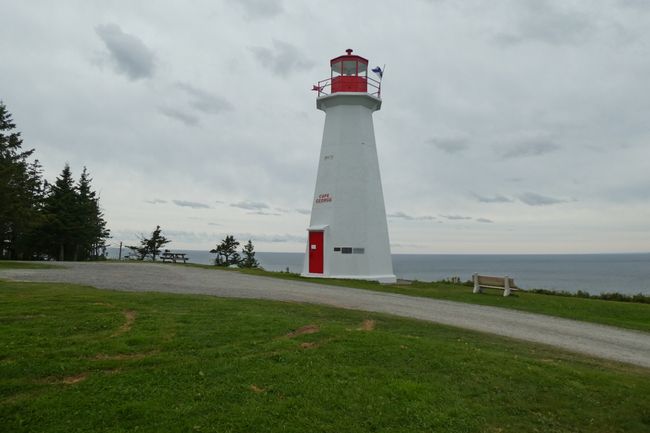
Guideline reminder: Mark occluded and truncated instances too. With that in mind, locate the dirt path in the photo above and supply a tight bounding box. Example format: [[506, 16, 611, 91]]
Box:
[[3, 262, 649, 368]]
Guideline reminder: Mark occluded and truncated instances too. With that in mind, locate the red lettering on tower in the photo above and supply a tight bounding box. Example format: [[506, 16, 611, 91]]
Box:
[[315, 193, 333, 204]]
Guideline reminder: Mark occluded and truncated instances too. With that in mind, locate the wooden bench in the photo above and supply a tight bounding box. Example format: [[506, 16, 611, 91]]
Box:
[[472, 274, 518, 297], [160, 252, 188, 264]]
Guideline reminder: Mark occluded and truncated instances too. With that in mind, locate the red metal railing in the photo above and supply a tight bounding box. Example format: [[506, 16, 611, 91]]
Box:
[[313, 76, 381, 98]]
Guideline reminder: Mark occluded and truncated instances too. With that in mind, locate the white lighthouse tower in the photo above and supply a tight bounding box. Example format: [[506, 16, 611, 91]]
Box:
[[301, 49, 396, 283]]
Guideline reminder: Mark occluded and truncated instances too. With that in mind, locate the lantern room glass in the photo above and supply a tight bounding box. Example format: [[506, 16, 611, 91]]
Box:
[[331, 60, 368, 78]]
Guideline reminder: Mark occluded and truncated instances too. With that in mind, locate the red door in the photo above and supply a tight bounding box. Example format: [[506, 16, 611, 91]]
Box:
[[308, 231, 324, 274]]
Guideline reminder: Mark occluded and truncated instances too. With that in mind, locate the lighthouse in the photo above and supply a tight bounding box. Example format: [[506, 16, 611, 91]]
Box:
[[301, 49, 396, 283]]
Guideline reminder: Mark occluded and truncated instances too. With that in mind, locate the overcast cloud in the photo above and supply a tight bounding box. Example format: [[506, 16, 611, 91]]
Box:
[[232, 0, 284, 19], [2, 0, 649, 253], [429, 137, 469, 154], [175, 82, 233, 114], [250, 40, 314, 77], [501, 140, 561, 159], [172, 200, 211, 209], [159, 107, 200, 126], [95, 24, 155, 80], [473, 194, 513, 204], [230, 201, 270, 210], [518, 192, 569, 206]]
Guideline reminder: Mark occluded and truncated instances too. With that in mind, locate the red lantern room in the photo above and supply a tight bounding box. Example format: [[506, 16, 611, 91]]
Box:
[[331, 48, 368, 93], [313, 49, 381, 97]]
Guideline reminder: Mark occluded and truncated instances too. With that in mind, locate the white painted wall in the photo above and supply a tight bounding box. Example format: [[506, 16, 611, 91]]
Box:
[[302, 92, 396, 283]]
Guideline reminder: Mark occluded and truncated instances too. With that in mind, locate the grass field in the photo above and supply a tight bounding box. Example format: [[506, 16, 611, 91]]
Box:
[[0, 261, 59, 270], [1, 280, 649, 432]]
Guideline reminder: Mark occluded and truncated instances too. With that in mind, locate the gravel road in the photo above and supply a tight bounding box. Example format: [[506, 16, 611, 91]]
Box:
[[2, 262, 649, 368]]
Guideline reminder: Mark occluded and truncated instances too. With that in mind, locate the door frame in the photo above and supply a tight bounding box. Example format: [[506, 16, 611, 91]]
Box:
[[308, 230, 325, 274]]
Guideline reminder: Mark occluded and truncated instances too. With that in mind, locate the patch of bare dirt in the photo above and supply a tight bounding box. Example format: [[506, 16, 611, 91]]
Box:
[[62, 373, 89, 385], [111, 310, 137, 337], [299, 342, 319, 349], [91, 350, 159, 361], [286, 324, 320, 338], [358, 319, 376, 331], [250, 384, 266, 393]]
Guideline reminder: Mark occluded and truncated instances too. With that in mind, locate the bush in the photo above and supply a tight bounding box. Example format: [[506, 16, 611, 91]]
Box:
[[529, 288, 650, 304]]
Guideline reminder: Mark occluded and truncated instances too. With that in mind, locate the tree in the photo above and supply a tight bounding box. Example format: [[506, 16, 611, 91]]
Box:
[[13, 159, 46, 259], [0, 101, 110, 261], [210, 235, 240, 266], [37, 164, 110, 261], [127, 225, 170, 261], [40, 164, 79, 260], [75, 167, 110, 260], [239, 239, 259, 268], [0, 101, 40, 259]]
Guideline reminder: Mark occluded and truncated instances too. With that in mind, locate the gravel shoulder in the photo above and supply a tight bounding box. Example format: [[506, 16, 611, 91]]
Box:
[[2, 261, 649, 368]]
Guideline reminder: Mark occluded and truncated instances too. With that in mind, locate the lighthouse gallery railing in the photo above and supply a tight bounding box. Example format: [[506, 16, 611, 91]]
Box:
[[315, 76, 381, 98]]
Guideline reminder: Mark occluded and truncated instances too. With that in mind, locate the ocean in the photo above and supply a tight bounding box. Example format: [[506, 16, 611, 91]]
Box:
[[106, 248, 650, 296]]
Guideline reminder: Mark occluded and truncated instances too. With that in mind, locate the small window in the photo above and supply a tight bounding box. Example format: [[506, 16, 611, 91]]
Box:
[[331, 61, 342, 76], [342, 61, 357, 75], [353, 248, 365, 254], [357, 62, 368, 75], [341, 247, 352, 254], [333, 247, 341, 252]]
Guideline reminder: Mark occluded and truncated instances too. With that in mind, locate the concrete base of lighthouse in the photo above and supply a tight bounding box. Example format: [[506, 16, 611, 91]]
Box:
[[300, 225, 397, 284], [302, 272, 397, 284], [301, 91, 396, 284]]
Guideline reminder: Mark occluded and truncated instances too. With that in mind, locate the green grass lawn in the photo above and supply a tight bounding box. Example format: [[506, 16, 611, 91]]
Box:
[[0, 261, 59, 270], [1, 280, 649, 433]]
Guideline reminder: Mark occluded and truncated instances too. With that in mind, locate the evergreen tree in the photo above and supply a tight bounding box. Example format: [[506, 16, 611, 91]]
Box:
[[76, 167, 109, 260], [0, 101, 39, 259], [127, 225, 170, 261], [14, 159, 46, 259], [41, 164, 80, 260], [0, 101, 109, 261], [240, 239, 259, 268], [0, 102, 32, 162], [210, 235, 240, 266]]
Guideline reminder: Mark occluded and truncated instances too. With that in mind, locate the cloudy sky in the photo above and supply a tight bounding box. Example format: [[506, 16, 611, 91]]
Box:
[[2, 0, 649, 254]]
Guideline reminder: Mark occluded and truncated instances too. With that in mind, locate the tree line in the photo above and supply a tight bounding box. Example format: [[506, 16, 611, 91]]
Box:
[[127, 226, 259, 268], [210, 235, 259, 268], [0, 101, 109, 260]]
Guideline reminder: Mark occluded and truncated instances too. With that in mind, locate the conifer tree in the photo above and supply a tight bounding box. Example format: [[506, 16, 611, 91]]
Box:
[[14, 159, 46, 259], [0, 101, 39, 259], [240, 239, 259, 268], [76, 167, 109, 259], [41, 164, 80, 260], [210, 235, 240, 266], [127, 225, 170, 261], [0, 102, 109, 261]]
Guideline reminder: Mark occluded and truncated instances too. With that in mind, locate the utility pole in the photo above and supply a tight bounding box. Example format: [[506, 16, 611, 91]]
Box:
[[118, 241, 123, 260]]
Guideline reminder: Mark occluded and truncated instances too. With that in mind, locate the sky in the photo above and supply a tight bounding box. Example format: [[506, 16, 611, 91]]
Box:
[[1, 0, 649, 254]]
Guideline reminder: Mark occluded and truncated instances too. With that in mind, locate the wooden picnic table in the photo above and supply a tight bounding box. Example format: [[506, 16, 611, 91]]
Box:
[[160, 252, 189, 264]]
